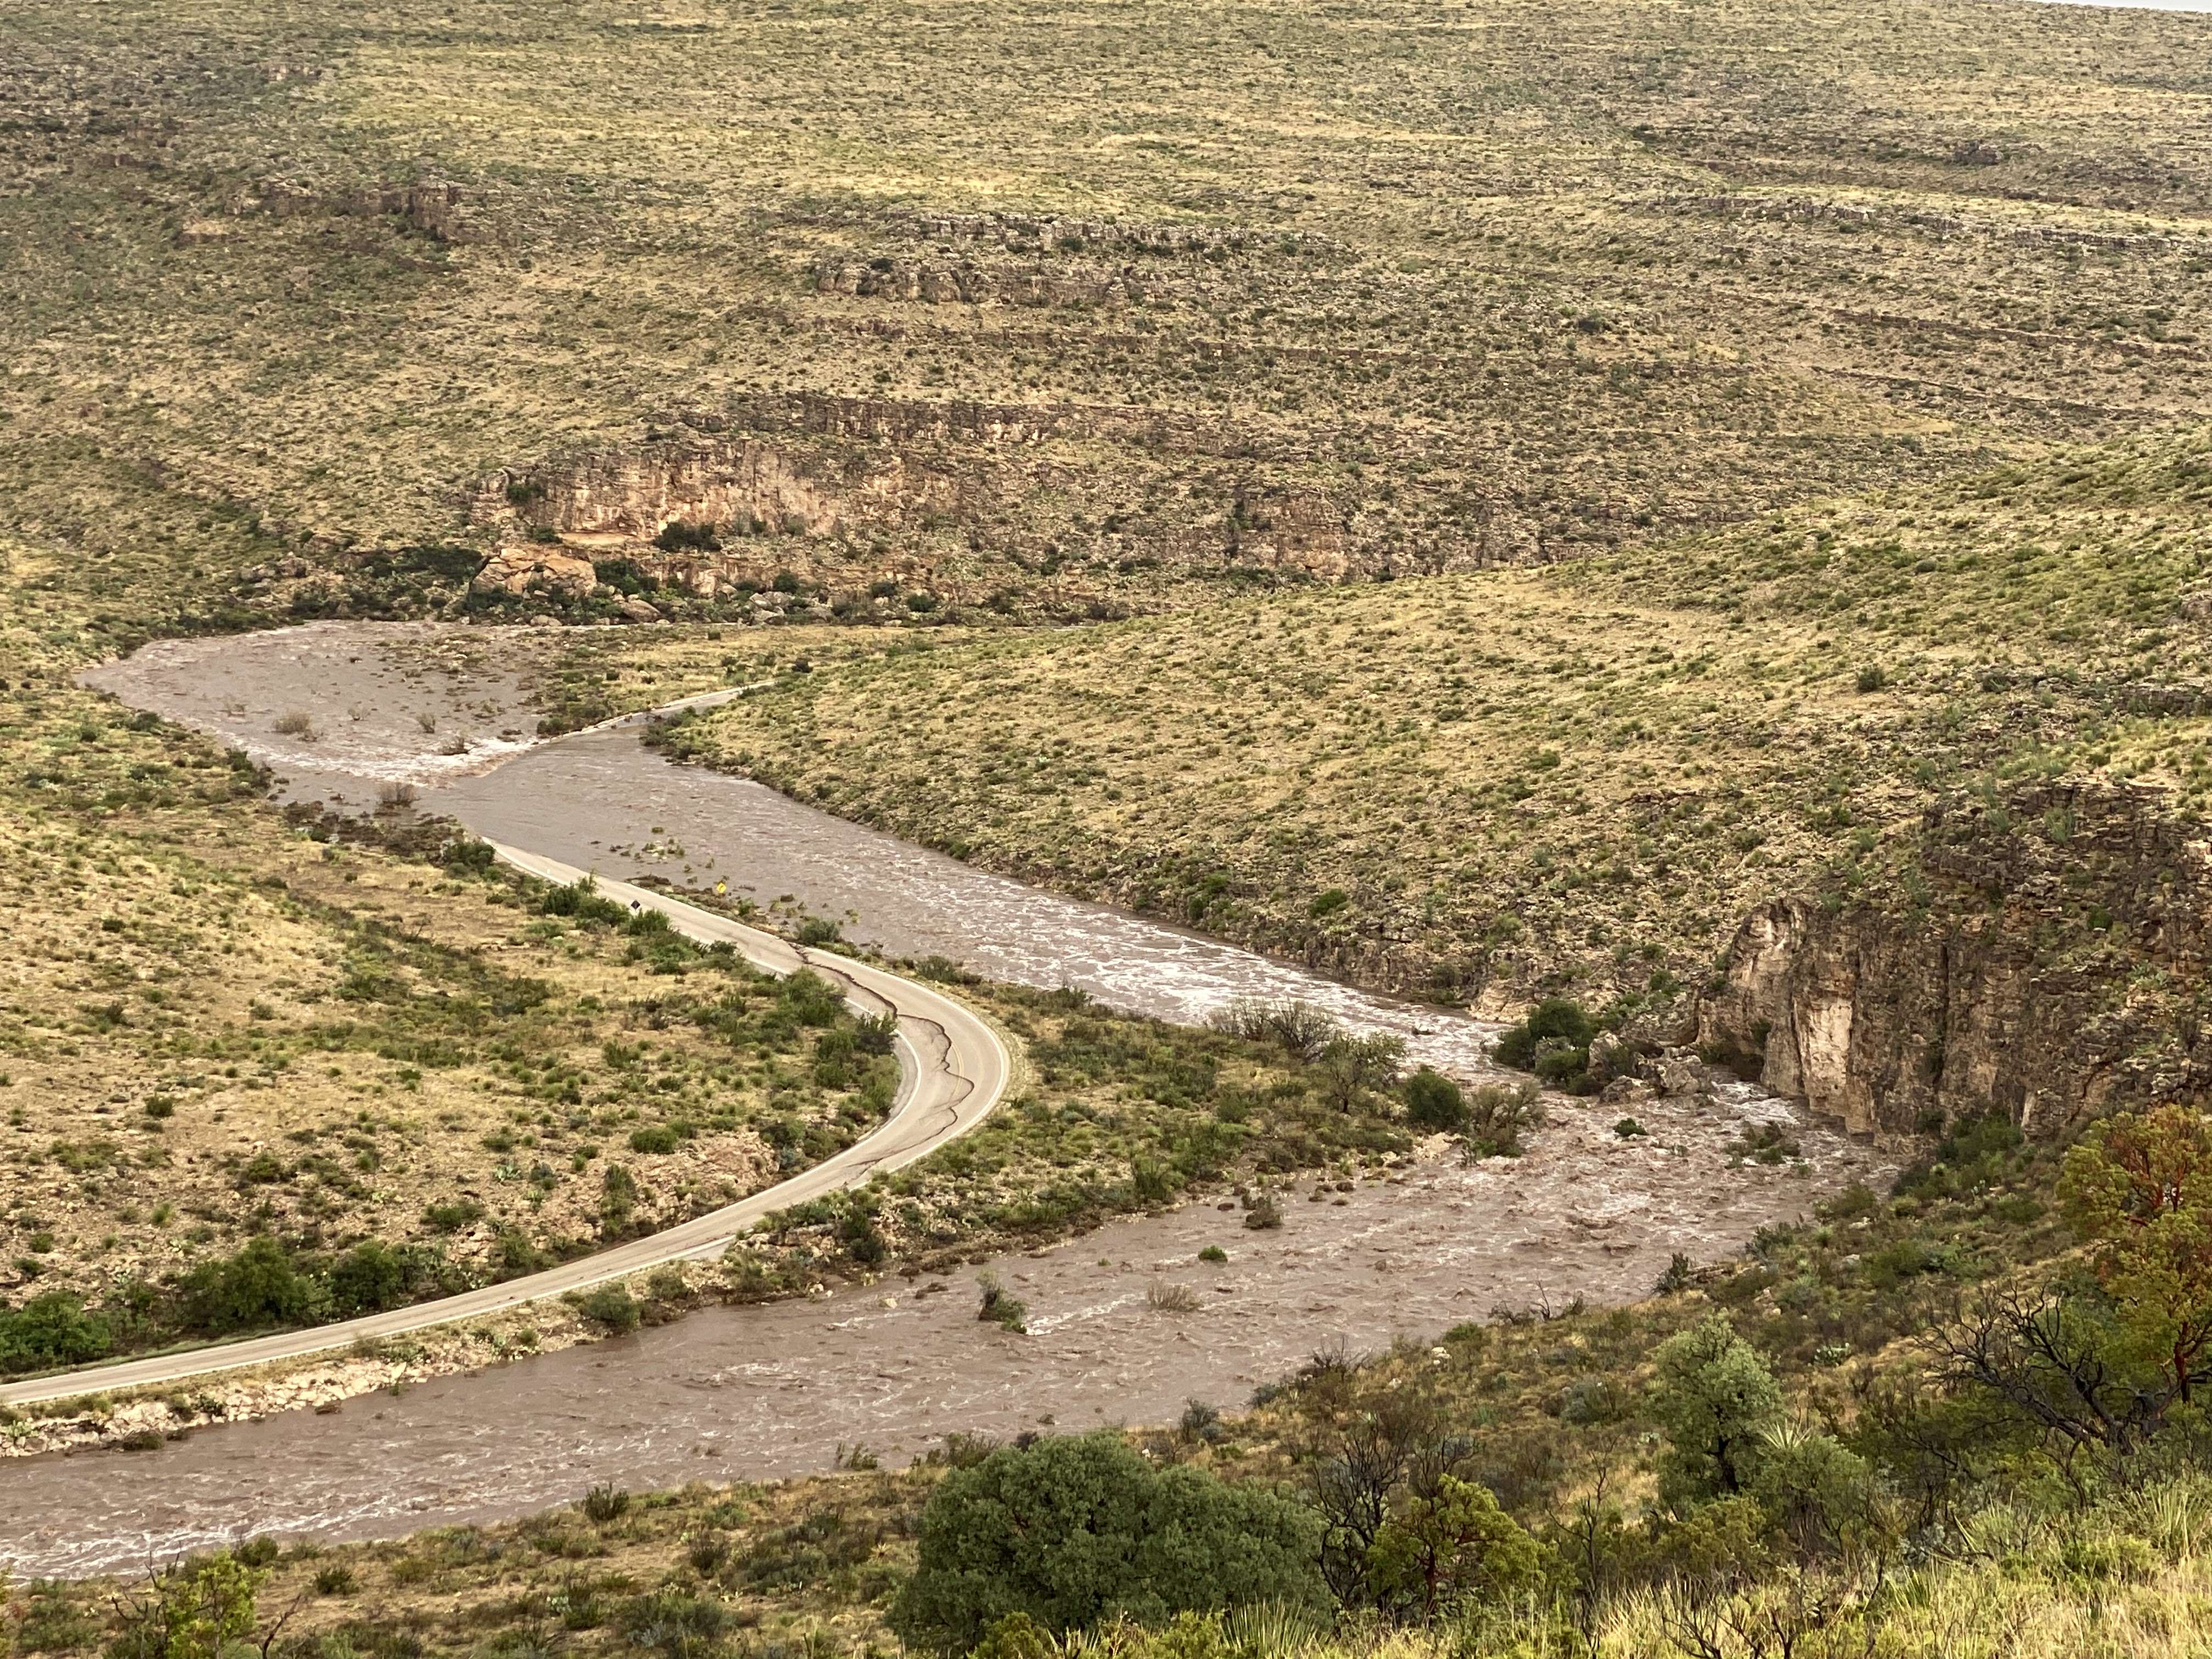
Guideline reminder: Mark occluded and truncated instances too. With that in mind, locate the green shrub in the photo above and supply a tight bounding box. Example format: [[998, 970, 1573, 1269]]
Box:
[[424, 1198, 486, 1233], [1464, 1081, 1542, 1158], [977, 1271, 1028, 1333], [179, 1237, 324, 1335], [1647, 1314, 1784, 1509], [108, 1551, 265, 1659], [575, 1284, 641, 1333], [629, 1124, 680, 1155], [1403, 1067, 1467, 1131], [325, 1240, 412, 1317], [0, 1290, 114, 1376], [1491, 998, 1598, 1087], [653, 520, 721, 553], [888, 1433, 1328, 1653]]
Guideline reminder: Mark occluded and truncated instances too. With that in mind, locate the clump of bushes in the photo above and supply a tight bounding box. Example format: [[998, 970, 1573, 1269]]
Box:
[[0, 1291, 114, 1377], [1403, 1066, 1467, 1131], [573, 1283, 641, 1334], [888, 1433, 1328, 1653], [977, 1271, 1028, 1334], [1462, 1080, 1543, 1158], [1491, 997, 1597, 1085], [653, 519, 721, 553]]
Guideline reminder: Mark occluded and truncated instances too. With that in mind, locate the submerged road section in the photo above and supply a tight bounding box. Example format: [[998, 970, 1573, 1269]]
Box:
[[0, 849, 1011, 1409]]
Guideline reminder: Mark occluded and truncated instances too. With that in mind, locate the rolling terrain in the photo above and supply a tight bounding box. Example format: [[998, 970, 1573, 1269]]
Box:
[[7, 0, 2212, 1652]]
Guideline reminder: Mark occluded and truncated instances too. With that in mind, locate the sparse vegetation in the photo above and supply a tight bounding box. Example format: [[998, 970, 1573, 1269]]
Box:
[[10, 0, 2212, 1647]]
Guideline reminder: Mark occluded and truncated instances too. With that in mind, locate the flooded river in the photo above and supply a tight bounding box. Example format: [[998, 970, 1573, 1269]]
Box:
[[9, 623, 1882, 1578]]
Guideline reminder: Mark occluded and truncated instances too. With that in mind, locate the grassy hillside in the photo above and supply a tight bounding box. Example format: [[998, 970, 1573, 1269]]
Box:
[[659, 427, 2212, 1018], [6, 0, 2212, 629]]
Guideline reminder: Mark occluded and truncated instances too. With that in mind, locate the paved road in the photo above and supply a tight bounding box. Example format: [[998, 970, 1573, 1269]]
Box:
[[0, 845, 1012, 1409]]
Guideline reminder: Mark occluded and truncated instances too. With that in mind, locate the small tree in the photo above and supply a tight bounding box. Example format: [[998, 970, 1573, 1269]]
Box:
[[1365, 1474, 1544, 1622], [889, 1434, 1327, 1652], [1647, 1315, 1783, 1508], [2058, 1103, 2212, 1405], [109, 1552, 268, 1659], [1314, 1034, 1406, 1113], [1403, 1068, 1468, 1132]]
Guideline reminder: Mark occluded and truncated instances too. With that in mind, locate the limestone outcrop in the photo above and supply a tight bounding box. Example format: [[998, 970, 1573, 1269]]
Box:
[[472, 543, 599, 597], [1697, 782, 2212, 1135]]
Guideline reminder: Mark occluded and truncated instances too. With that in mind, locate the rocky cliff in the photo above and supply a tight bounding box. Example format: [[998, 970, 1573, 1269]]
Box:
[[1697, 782, 2212, 1135]]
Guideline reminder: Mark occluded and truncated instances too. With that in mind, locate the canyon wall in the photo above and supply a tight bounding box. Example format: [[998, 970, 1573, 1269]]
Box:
[[1697, 782, 2212, 1135]]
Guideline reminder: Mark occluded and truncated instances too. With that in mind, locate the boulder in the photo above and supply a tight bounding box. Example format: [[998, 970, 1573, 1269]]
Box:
[[473, 544, 598, 598]]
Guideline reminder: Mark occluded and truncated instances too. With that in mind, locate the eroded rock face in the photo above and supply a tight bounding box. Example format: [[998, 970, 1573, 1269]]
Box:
[[467, 398, 1520, 605], [1699, 782, 2212, 1135], [493, 437, 843, 544], [472, 544, 599, 598]]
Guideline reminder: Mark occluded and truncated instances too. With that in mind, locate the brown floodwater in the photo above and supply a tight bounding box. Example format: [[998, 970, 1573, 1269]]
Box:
[[10, 624, 1886, 1579]]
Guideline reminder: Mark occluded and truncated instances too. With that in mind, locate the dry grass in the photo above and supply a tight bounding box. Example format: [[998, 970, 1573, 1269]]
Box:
[[4, 0, 2211, 631], [659, 426, 2212, 1011]]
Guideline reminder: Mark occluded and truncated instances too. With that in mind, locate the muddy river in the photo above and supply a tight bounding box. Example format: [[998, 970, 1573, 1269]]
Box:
[[8, 623, 1884, 1578]]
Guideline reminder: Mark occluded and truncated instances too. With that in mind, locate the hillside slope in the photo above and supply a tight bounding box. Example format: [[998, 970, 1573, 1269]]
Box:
[[664, 429, 2212, 1128]]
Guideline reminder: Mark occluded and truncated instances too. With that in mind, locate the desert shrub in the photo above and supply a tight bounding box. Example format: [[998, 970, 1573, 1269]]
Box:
[[600, 1164, 640, 1237], [325, 1240, 412, 1317], [653, 520, 721, 553], [1314, 1034, 1405, 1111], [629, 1124, 681, 1155], [178, 1237, 324, 1335], [1464, 1081, 1543, 1158], [1748, 1421, 1879, 1556], [780, 969, 845, 1027], [1725, 1122, 1802, 1165], [0, 1290, 114, 1376], [108, 1550, 266, 1659], [575, 1284, 641, 1333], [1491, 998, 1598, 1088], [423, 1198, 486, 1233], [540, 879, 630, 926], [977, 1271, 1028, 1333], [888, 1433, 1328, 1652], [14, 1581, 98, 1652], [1403, 1067, 1468, 1131], [1208, 999, 1341, 1064], [583, 1483, 633, 1525], [1893, 1110, 2025, 1201]]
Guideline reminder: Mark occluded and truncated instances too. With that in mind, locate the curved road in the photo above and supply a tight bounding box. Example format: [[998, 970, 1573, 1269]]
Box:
[[0, 845, 1011, 1409]]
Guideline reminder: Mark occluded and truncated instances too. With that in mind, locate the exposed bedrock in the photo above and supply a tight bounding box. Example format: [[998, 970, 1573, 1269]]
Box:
[[1699, 782, 2212, 1136], [467, 399, 1549, 600]]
